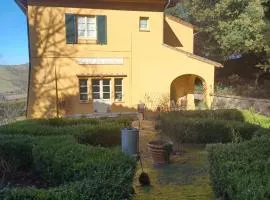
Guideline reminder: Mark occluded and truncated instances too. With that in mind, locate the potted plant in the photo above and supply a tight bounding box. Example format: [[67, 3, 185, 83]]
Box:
[[148, 140, 173, 166]]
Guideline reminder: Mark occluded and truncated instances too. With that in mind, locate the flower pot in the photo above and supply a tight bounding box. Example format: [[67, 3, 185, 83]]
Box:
[[148, 140, 170, 166]]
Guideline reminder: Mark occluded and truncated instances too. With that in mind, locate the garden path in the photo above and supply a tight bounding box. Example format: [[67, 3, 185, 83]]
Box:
[[132, 119, 215, 200]]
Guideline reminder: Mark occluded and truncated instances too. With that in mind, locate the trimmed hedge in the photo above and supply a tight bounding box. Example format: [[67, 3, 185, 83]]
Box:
[[159, 116, 259, 144], [158, 110, 270, 199], [0, 135, 136, 200], [3, 178, 135, 200], [0, 117, 136, 199], [163, 109, 245, 121], [207, 137, 270, 200], [253, 128, 270, 139], [75, 123, 123, 147], [0, 116, 133, 136], [0, 135, 33, 185]]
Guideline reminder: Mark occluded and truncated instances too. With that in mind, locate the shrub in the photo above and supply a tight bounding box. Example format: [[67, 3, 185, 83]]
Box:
[[75, 123, 123, 147], [3, 177, 135, 200], [39, 118, 100, 127], [252, 128, 270, 139], [0, 120, 77, 136], [159, 115, 259, 144], [0, 135, 33, 185], [207, 137, 270, 200], [1, 135, 136, 200], [0, 116, 136, 199], [32, 136, 136, 186], [0, 116, 133, 136], [162, 109, 245, 122]]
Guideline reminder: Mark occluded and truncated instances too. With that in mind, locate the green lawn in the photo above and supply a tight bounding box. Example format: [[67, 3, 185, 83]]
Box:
[[133, 121, 214, 200], [134, 145, 214, 200]]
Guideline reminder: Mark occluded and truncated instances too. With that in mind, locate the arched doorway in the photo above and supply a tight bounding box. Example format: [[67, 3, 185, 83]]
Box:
[[170, 74, 208, 110]]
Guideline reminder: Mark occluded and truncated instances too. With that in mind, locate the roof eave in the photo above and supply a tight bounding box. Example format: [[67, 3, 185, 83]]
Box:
[[15, 0, 27, 14], [163, 44, 223, 68]]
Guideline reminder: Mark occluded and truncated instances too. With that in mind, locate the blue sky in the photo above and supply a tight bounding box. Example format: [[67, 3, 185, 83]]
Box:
[[0, 1, 28, 65]]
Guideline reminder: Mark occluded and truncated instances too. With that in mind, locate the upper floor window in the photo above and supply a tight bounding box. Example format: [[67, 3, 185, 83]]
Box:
[[139, 17, 149, 31], [66, 14, 107, 44], [79, 79, 88, 101], [78, 16, 97, 40]]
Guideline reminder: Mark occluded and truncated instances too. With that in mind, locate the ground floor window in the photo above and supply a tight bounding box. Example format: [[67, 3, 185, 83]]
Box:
[[79, 79, 88, 101], [92, 79, 111, 100], [114, 78, 123, 101], [79, 78, 124, 103]]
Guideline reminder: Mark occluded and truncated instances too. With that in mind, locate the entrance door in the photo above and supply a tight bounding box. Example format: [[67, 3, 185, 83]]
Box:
[[92, 79, 111, 113]]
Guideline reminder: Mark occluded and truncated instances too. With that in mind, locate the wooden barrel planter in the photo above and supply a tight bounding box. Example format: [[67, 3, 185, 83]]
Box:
[[148, 140, 172, 166]]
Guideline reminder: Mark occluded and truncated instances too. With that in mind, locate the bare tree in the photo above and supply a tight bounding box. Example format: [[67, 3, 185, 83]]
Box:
[[0, 98, 26, 125]]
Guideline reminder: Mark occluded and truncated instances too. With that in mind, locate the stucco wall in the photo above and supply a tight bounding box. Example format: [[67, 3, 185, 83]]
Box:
[[164, 16, 194, 53], [26, 1, 216, 118]]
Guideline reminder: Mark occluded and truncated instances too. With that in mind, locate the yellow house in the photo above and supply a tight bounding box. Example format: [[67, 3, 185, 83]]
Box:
[[16, 0, 222, 118]]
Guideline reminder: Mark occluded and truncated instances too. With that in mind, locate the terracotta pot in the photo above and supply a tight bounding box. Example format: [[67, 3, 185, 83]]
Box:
[[148, 140, 170, 166]]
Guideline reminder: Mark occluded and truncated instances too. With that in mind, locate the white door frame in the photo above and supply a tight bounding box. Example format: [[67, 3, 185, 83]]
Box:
[[92, 79, 111, 112]]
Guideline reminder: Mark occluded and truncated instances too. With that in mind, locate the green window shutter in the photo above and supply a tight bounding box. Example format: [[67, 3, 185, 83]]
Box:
[[97, 15, 107, 45], [65, 14, 77, 44]]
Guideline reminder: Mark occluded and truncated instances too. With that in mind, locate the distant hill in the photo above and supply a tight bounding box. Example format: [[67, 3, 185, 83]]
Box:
[[0, 64, 29, 94]]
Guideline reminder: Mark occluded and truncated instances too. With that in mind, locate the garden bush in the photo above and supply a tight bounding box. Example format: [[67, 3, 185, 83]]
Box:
[[0, 116, 133, 136], [207, 137, 270, 200], [160, 109, 270, 127], [162, 109, 245, 122], [159, 115, 259, 144], [158, 109, 270, 199], [0, 135, 136, 200], [0, 117, 136, 199], [75, 123, 123, 147], [252, 128, 270, 139], [0, 135, 33, 185]]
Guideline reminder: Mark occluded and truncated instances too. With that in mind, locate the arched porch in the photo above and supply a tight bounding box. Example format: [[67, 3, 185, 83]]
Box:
[[170, 74, 211, 110]]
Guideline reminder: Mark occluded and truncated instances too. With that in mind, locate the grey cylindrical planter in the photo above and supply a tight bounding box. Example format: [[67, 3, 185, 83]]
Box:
[[121, 128, 139, 156]]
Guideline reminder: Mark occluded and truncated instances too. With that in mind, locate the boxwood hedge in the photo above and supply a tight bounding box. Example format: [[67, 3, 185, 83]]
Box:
[[0, 135, 33, 185], [0, 117, 136, 200], [207, 136, 270, 200], [158, 109, 270, 200], [159, 115, 259, 144], [0, 135, 136, 200], [0, 116, 133, 136], [163, 109, 245, 121]]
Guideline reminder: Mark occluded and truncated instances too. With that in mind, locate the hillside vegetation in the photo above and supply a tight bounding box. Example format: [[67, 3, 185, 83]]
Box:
[[0, 64, 28, 94]]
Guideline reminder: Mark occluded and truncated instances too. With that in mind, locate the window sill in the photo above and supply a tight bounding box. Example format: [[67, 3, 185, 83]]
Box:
[[114, 100, 124, 103], [80, 100, 91, 104], [139, 29, 150, 32], [78, 38, 97, 44]]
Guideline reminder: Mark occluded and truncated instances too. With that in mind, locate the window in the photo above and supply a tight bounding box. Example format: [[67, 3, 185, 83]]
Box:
[[92, 79, 100, 99], [77, 16, 97, 39], [114, 78, 123, 101], [92, 79, 111, 100], [79, 79, 88, 101], [102, 79, 111, 100], [139, 17, 149, 31]]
